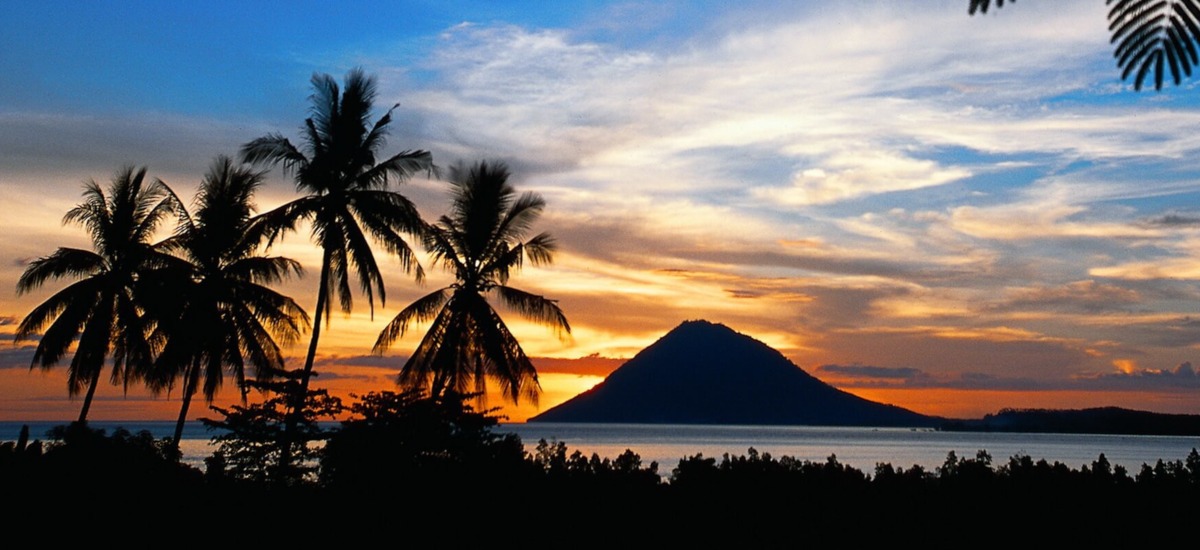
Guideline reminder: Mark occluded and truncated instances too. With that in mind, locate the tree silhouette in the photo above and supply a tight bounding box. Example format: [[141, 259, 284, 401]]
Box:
[[14, 166, 176, 422], [239, 68, 433, 462], [969, 0, 1200, 91], [373, 160, 570, 406], [146, 155, 310, 449], [201, 375, 342, 486]]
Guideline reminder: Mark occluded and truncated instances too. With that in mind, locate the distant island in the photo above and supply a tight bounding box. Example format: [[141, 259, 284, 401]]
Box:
[[940, 407, 1200, 437], [531, 319, 1200, 437]]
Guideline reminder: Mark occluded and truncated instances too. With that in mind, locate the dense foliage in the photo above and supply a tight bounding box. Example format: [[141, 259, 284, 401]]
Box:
[[4, 400, 1198, 544]]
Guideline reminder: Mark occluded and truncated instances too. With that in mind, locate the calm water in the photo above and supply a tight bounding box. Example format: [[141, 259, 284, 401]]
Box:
[[5, 421, 1199, 477]]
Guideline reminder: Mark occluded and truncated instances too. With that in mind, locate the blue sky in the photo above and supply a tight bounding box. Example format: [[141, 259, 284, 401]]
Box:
[[2, 0, 1199, 421]]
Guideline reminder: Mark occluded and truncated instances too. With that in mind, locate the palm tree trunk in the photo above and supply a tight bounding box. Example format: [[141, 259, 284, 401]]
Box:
[[297, 246, 332, 395], [280, 246, 332, 476], [171, 360, 199, 450], [77, 368, 102, 423]]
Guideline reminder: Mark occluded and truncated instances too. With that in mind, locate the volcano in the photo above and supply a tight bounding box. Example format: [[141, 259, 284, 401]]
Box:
[[529, 320, 940, 427]]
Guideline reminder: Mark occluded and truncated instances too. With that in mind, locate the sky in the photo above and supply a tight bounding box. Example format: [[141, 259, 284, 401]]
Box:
[[2, 0, 1199, 424]]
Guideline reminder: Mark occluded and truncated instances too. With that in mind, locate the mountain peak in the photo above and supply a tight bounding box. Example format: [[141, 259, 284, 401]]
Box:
[[530, 320, 938, 427]]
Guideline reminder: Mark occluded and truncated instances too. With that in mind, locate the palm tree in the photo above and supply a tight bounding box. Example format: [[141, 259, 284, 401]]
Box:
[[969, 0, 1200, 91], [14, 166, 177, 423], [238, 67, 434, 398], [373, 160, 570, 406], [146, 155, 310, 449]]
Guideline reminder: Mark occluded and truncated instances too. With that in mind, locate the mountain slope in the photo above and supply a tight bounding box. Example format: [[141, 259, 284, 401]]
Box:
[[530, 320, 940, 427]]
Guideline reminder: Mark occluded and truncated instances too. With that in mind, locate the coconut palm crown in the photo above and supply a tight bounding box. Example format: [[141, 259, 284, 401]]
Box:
[[146, 155, 310, 448], [14, 166, 177, 422], [239, 67, 434, 394], [373, 160, 570, 405]]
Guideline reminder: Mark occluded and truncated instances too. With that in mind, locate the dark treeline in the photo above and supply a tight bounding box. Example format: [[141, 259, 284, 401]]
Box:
[[3, 390, 1198, 545]]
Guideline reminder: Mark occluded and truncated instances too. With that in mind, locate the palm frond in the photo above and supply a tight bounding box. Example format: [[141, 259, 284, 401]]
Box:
[[350, 190, 426, 282], [15, 278, 101, 351], [968, 0, 1014, 15], [1108, 0, 1200, 90], [249, 195, 320, 250], [521, 232, 558, 266], [225, 256, 305, 285], [495, 285, 572, 338], [15, 249, 105, 294], [471, 300, 540, 405], [69, 299, 115, 394], [327, 243, 354, 318], [133, 178, 178, 244], [396, 305, 455, 389], [356, 149, 435, 191], [423, 221, 467, 275], [337, 210, 385, 317], [971, 0, 1200, 90], [306, 72, 341, 149], [373, 288, 451, 352], [239, 134, 309, 175], [495, 191, 546, 244]]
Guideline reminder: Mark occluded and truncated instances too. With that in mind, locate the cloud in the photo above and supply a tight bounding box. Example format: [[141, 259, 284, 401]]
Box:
[[1002, 280, 1141, 313], [0, 344, 35, 370], [1076, 361, 1200, 390], [313, 354, 408, 371], [949, 202, 1163, 241], [754, 151, 971, 206], [817, 364, 923, 380], [1143, 212, 1200, 227], [1090, 259, 1200, 281]]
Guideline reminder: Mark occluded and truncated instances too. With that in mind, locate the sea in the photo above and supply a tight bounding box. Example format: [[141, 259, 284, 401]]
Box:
[[4, 420, 1199, 478]]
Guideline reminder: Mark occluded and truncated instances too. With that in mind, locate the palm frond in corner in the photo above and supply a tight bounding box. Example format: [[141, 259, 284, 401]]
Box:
[[1108, 0, 1200, 90], [969, 0, 1015, 15]]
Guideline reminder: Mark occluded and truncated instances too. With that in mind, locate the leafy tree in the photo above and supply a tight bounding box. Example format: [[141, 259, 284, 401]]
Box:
[[969, 0, 1200, 91], [201, 375, 342, 486], [373, 160, 571, 406], [146, 155, 310, 449], [318, 388, 530, 491], [239, 68, 433, 464], [14, 166, 177, 422]]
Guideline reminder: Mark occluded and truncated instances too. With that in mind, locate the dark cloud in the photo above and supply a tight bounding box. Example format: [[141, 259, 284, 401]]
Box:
[[817, 363, 922, 380], [816, 362, 1051, 391], [1143, 212, 1200, 227], [0, 344, 35, 370], [1001, 280, 1141, 313], [1123, 317, 1200, 349], [1077, 362, 1200, 390], [313, 354, 407, 371], [0, 112, 255, 180]]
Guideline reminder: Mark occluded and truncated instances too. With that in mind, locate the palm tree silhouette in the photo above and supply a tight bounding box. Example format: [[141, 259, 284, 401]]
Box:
[[373, 160, 570, 406], [239, 68, 433, 398], [146, 155, 310, 449], [14, 166, 177, 423]]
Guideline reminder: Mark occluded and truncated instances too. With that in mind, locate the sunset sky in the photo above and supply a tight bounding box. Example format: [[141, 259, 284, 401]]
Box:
[[2, 0, 1199, 424]]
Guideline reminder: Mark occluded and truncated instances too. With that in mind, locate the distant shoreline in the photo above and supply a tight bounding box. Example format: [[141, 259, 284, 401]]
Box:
[[7, 406, 1200, 441]]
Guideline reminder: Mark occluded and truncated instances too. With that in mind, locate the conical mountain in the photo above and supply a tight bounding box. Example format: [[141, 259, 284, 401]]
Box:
[[530, 320, 940, 427]]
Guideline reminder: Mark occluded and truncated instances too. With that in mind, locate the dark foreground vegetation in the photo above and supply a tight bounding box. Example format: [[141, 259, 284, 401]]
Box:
[[3, 390, 1198, 545]]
